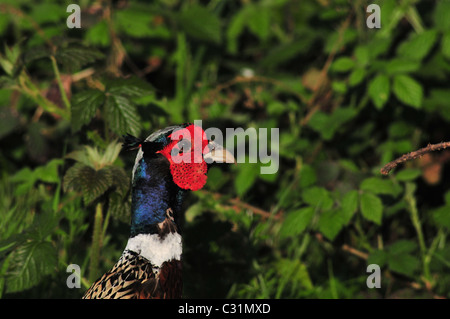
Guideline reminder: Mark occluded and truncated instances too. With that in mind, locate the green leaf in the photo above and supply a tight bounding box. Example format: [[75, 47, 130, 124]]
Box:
[[331, 57, 355, 72], [392, 74, 423, 108], [395, 168, 421, 181], [71, 89, 105, 132], [63, 163, 113, 205], [360, 177, 401, 197], [360, 192, 383, 224], [5, 241, 57, 293], [302, 186, 333, 210], [176, 5, 221, 44], [433, 205, 450, 229], [32, 159, 63, 184], [308, 107, 358, 140], [384, 58, 420, 75], [55, 45, 104, 72], [387, 240, 417, 255], [115, 8, 168, 39], [247, 6, 271, 41], [434, 0, 450, 31], [0, 107, 20, 139], [397, 30, 438, 61], [349, 68, 366, 87], [388, 254, 420, 277], [106, 77, 153, 98], [85, 20, 111, 47], [104, 93, 141, 136], [368, 74, 390, 109], [234, 162, 260, 196], [367, 250, 387, 267], [354, 46, 370, 66], [341, 190, 358, 224], [279, 207, 315, 239], [442, 31, 450, 59], [318, 209, 345, 240]]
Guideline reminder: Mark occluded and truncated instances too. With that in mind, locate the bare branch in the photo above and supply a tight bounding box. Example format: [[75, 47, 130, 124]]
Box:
[[380, 141, 450, 175]]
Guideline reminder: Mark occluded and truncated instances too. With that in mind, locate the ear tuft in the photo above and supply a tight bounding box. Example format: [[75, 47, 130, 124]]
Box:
[[122, 134, 143, 151]]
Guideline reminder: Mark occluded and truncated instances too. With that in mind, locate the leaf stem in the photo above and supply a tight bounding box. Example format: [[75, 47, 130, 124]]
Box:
[[50, 55, 71, 116], [89, 203, 103, 283], [404, 182, 431, 283]]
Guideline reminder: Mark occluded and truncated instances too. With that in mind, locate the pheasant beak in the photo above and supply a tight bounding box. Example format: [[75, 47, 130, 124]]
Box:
[[203, 141, 236, 164]]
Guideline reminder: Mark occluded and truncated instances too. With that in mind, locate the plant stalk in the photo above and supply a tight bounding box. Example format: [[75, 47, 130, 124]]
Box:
[[89, 203, 104, 283]]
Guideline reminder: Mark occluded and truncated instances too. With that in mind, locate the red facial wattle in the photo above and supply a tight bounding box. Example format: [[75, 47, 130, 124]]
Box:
[[157, 124, 210, 191]]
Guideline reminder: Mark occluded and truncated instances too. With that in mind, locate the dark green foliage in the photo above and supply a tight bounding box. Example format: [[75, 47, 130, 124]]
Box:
[[0, 0, 450, 299]]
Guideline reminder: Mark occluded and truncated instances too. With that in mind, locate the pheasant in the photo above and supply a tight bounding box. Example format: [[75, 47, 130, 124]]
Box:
[[82, 123, 234, 299]]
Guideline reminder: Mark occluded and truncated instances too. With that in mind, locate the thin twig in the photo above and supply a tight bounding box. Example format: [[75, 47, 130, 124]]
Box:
[[380, 141, 450, 175]]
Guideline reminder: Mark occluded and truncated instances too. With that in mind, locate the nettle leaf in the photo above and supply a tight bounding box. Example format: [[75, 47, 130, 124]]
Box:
[[5, 241, 57, 293], [63, 163, 113, 205], [55, 45, 104, 72], [106, 77, 153, 98], [393, 74, 423, 109], [104, 93, 141, 136], [71, 89, 105, 132], [359, 192, 383, 224]]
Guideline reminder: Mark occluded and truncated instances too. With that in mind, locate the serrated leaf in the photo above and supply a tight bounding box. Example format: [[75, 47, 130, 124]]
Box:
[[368, 74, 390, 109], [397, 30, 438, 61], [63, 163, 113, 205], [360, 192, 383, 224], [279, 207, 315, 239], [106, 77, 153, 98], [104, 93, 141, 136], [393, 74, 423, 108], [71, 89, 105, 132], [6, 241, 56, 293], [176, 5, 221, 44], [55, 45, 104, 72]]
